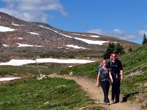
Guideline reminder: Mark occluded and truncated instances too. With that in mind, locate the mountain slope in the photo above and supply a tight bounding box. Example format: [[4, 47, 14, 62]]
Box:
[[0, 12, 139, 50]]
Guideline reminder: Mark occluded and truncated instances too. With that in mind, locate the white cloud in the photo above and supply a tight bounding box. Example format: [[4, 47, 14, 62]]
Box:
[[138, 30, 147, 36], [113, 29, 124, 34], [88, 29, 103, 34], [0, 0, 67, 22], [87, 28, 137, 41]]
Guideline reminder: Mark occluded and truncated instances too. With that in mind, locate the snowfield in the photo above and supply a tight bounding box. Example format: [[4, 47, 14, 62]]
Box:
[[17, 37, 23, 40], [74, 37, 108, 45], [66, 45, 86, 49], [28, 32, 40, 36], [39, 25, 107, 45], [39, 25, 58, 33], [17, 43, 43, 47], [0, 77, 21, 82], [39, 25, 72, 38], [11, 22, 20, 26], [2, 44, 9, 47], [0, 26, 15, 32], [0, 58, 95, 66], [90, 35, 100, 38]]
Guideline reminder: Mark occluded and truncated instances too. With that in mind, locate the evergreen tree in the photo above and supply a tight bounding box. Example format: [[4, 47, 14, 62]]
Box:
[[142, 34, 147, 45], [103, 43, 115, 59], [114, 43, 125, 54], [103, 43, 125, 59]]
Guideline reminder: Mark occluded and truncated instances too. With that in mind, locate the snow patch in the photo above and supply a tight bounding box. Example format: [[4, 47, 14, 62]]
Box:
[[17, 43, 42, 47], [39, 25, 72, 38], [39, 25, 58, 33], [39, 25, 107, 45], [2, 44, 9, 47], [0, 58, 94, 66], [17, 37, 23, 40], [39, 25, 51, 30], [59, 33, 72, 38], [28, 32, 40, 36], [0, 77, 21, 82], [11, 22, 20, 26], [0, 26, 15, 32], [90, 35, 100, 38], [74, 37, 108, 45], [66, 45, 86, 49]]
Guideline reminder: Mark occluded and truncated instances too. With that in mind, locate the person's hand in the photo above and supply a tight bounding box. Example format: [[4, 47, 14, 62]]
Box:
[[111, 79, 113, 83], [96, 82, 100, 87], [121, 75, 123, 81]]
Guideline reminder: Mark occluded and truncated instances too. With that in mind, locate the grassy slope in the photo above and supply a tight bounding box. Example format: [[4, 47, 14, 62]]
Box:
[[59, 45, 147, 98], [60, 61, 99, 79], [0, 78, 102, 110], [119, 45, 147, 96], [0, 45, 145, 110]]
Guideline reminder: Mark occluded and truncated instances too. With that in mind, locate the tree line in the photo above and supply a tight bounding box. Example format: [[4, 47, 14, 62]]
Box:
[[103, 43, 125, 59], [103, 34, 147, 59]]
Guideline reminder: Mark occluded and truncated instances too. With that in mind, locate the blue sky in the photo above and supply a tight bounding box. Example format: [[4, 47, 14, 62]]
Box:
[[0, 0, 147, 44]]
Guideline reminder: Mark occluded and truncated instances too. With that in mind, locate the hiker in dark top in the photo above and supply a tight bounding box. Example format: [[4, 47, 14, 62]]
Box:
[[96, 60, 113, 105], [107, 53, 123, 104]]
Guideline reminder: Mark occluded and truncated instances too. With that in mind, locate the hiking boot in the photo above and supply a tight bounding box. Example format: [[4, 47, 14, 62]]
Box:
[[105, 102, 110, 105], [111, 99, 115, 104], [114, 101, 119, 104], [104, 100, 110, 105], [112, 100, 119, 104]]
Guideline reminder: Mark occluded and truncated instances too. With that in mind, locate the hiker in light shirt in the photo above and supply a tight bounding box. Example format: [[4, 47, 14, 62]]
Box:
[[96, 60, 113, 105]]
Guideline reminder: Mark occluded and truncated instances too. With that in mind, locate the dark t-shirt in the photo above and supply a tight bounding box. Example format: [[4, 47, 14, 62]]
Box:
[[107, 59, 123, 79], [99, 68, 109, 81]]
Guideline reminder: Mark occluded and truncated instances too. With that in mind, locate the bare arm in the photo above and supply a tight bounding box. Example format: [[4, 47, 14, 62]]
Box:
[[96, 71, 101, 87], [119, 60, 123, 81], [120, 70, 123, 81], [109, 71, 113, 83]]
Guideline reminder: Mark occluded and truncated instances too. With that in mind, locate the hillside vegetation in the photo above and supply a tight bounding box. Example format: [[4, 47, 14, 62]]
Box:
[[0, 63, 64, 76], [0, 78, 103, 110]]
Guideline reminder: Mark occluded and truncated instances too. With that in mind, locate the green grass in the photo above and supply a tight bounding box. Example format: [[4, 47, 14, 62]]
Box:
[[0, 78, 102, 110], [60, 62, 99, 79], [0, 45, 146, 109], [0, 63, 64, 76], [119, 46, 147, 97]]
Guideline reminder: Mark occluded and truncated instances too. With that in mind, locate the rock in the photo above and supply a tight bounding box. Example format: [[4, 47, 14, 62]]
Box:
[[37, 74, 46, 80], [69, 71, 73, 76]]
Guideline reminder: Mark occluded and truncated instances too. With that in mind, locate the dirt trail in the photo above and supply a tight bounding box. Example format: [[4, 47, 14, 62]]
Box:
[[48, 73, 140, 110]]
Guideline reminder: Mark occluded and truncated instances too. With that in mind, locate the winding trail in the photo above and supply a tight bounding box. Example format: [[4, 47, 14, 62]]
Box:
[[48, 73, 140, 110]]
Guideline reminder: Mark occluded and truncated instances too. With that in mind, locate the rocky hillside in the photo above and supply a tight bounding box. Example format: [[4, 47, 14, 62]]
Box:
[[0, 12, 140, 58]]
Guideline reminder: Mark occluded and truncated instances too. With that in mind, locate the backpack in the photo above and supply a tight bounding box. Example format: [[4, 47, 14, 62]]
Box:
[[96, 63, 103, 75], [96, 68, 99, 75]]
